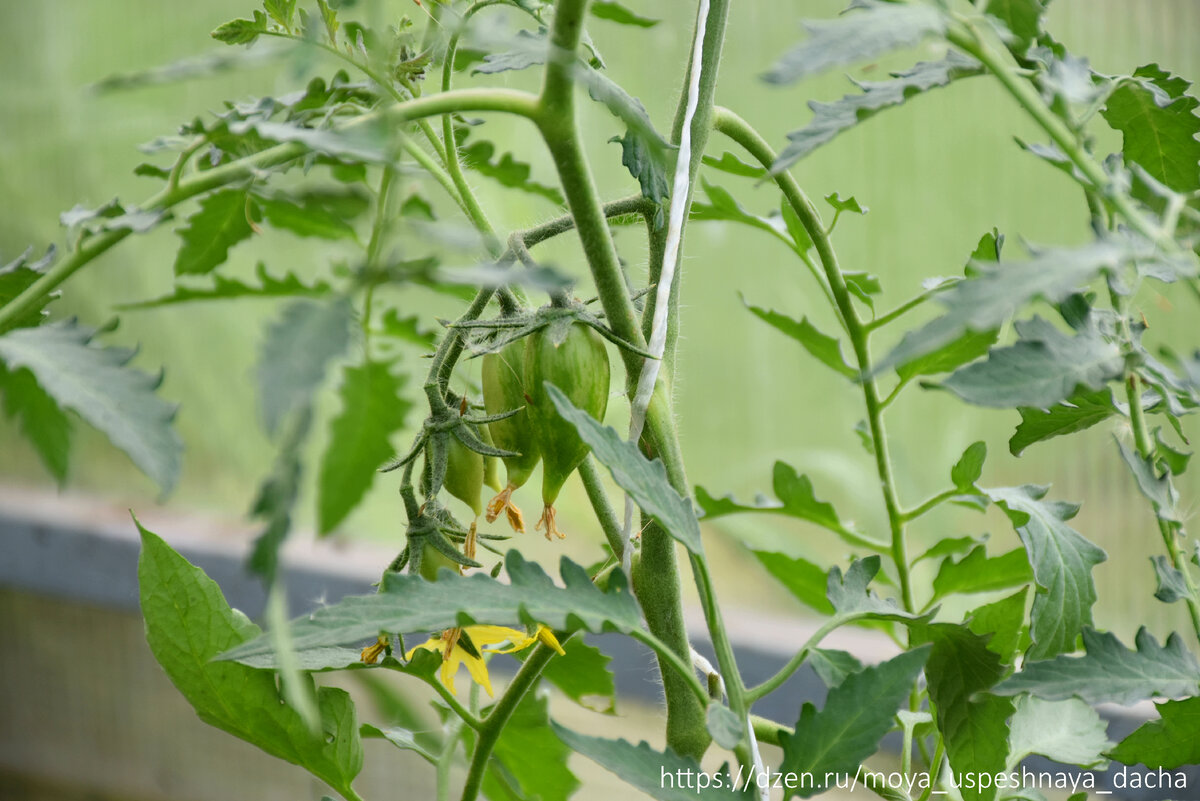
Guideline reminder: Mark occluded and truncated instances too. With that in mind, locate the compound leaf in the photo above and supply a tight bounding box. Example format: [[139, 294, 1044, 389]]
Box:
[[174, 190, 255, 276], [1107, 696, 1200, 769], [0, 320, 180, 493], [994, 627, 1200, 704]]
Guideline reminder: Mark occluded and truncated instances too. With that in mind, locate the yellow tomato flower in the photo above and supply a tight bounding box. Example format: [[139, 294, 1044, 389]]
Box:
[[404, 624, 566, 697]]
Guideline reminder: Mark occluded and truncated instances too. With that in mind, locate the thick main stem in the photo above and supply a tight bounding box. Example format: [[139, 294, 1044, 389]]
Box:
[[534, 0, 708, 759], [712, 107, 916, 613]]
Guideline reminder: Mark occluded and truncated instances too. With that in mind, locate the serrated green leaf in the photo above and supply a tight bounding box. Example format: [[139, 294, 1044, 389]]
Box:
[[0, 364, 72, 483], [773, 53, 981, 172], [952, 441, 987, 489], [985, 485, 1106, 660], [764, 1, 947, 85], [484, 693, 579, 801], [0, 320, 180, 493], [318, 360, 411, 534], [212, 11, 269, 45], [551, 723, 741, 801], [590, 1, 658, 27], [995, 627, 1200, 704], [932, 546, 1032, 602], [376, 309, 436, 349], [825, 193, 867, 216], [1009, 387, 1116, 456], [780, 647, 930, 798], [878, 237, 1173, 374], [473, 30, 546, 75], [1007, 695, 1111, 770], [922, 623, 1012, 801], [220, 551, 643, 662], [264, 0, 295, 30], [1116, 437, 1179, 521], [361, 723, 436, 763], [316, 0, 338, 43], [0, 246, 56, 333], [985, 0, 1047, 55], [459, 138, 565, 205], [753, 551, 835, 615], [1150, 555, 1192, 604], [703, 151, 766, 178], [692, 180, 789, 243], [173, 190, 256, 276], [611, 130, 670, 208], [941, 317, 1123, 409], [256, 194, 359, 241], [1107, 696, 1200, 769], [1153, 427, 1191, 475], [118, 262, 333, 309], [247, 406, 311, 582], [545, 383, 702, 554], [896, 327, 999, 381], [915, 535, 984, 565], [229, 118, 389, 163], [257, 297, 354, 437], [807, 648, 863, 688], [744, 299, 856, 379], [1101, 65, 1200, 207], [843, 272, 881, 311], [966, 587, 1029, 665], [137, 522, 363, 796], [697, 461, 874, 550]]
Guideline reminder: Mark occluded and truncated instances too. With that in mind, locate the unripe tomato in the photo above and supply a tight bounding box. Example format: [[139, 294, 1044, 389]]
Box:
[[479, 424, 503, 493], [418, 541, 461, 582], [482, 340, 541, 530], [444, 430, 485, 518], [524, 322, 610, 539]]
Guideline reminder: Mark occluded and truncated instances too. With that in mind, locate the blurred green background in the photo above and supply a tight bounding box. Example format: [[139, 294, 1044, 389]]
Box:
[[2, 0, 1199, 647]]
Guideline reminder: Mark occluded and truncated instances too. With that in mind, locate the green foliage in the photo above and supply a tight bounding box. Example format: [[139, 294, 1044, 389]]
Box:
[[1108, 696, 1200, 769], [753, 551, 834, 615], [1009, 387, 1116, 455], [0, 319, 181, 492], [318, 360, 411, 534], [174, 190, 257, 276], [743, 299, 856, 378], [483, 693, 579, 801], [1007, 695, 1111, 769], [137, 522, 363, 798], [779, 648, 930, 798]]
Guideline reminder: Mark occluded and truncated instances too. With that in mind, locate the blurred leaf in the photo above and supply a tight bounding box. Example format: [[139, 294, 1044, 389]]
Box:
[[703, 151, 766, 178], [753, 551, 835, 615], [1009, 387, 1116, 456], [1153, 428, 1191, 475], [966, 587, 1028, 665], [1115, 437, 1179, 521], [257, 297, 354, 437], [951, 441, 987, 489], [773, 53, 981, 172], [0, 320, 180, 493], [173, 190, 256, 276], [0, 364, 72, 483], [985, 0, 1047, 55], [551, 723, 741, 801], [995, 627, 1200, 704], [843, 272, 880, 310], [1107, 696, 1200, 769], [941, 316, 1123, 409], [705, 704, 743, 750], [547, 383, 702, 553], [915, 535, 983, 565], [376, 309, 437, 349], [985, 485, 1106, 660], [825, 193, 867, 216], [256, 194, 359, 241], [744, 299, 856, 378], [878, 237, 1182, 373], [220, 551, 643, 662], [484, 693, 579, 801], [922, 623, 1012, 801], [264, 0, 295, 30], [360, 723, 436, 763], [212, 11, 269, 45], [137, 523, 363, 796], [318, 360, 411, 534], [692, 180, 788, 241], [896, 327, 998, 381], [932, 546, 1032, 602], [1151, 555, 1191, 603], [590, 1, 658, 27], [764, 1, 947, 85], [247, 406, 310, 582], [535, 638, 616, 713], [474, 30, 546, 74], [0, 246, 56, 333], [459, 138, 564, 205], [780, 648, 931, 798], [229, 118, 389, 163], [118, 262, 333, 309]]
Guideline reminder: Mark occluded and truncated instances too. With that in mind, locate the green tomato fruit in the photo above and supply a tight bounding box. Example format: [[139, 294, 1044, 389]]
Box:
[[482, 340, 541, 531], [444, 430, 485, 518], [524, 322, 610, 539]]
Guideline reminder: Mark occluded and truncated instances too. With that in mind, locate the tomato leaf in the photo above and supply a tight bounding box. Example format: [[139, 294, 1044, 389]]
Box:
[[1107, 696, 1200, 769], [173, 189, 256, 276]]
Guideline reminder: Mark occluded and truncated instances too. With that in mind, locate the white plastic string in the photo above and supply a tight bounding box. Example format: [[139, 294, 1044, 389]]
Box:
[[621, 0, 710, 577]]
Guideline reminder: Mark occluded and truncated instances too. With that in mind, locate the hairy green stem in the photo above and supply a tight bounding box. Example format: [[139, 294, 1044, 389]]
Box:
[[578, 456, 626, 558], [747, 613, 857, 702], [712, 106, 916, 614], [535, 0, 707, 758], [459, 643, 558, 801]]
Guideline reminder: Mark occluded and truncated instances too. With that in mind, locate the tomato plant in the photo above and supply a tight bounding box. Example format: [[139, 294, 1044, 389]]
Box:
[[3, 0, 1200, 799]]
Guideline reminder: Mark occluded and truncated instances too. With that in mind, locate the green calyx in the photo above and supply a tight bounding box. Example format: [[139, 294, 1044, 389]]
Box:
[[525, 321, 611, 539]]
